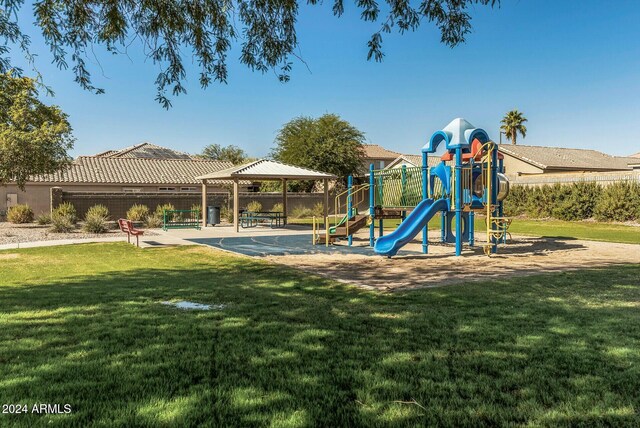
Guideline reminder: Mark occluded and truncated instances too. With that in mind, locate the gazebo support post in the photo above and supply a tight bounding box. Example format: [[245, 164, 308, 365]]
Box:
[[201, 181, 207, 228], [233, 179, 239, 233], [282, 179, 288, 223], [323, 178, 329, 221]]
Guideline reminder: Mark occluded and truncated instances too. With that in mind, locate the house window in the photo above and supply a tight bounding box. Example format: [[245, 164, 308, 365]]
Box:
[[158, 187, 176, 192], [123, 188, 141, 193], [180, 187, 197, 192], [379, 160, 385, 169]]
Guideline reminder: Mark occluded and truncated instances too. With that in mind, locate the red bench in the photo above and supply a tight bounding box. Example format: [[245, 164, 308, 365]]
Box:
[[118, 219, 144, 247]]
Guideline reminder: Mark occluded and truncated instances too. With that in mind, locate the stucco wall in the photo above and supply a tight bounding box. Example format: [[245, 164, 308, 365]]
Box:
[[500, 155, 544, 177], [362, 158, 397, 171]]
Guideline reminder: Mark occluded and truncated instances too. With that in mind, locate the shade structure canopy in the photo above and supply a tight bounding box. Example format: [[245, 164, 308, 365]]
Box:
[[197, 159, 336, 231], [196, 159, 337, 182]]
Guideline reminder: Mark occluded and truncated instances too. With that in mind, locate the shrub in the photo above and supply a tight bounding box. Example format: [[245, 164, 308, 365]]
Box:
[[260, 181, 282, 192], [291, 205, 314, 219], [594, 181, 640, 222], [312, 202, 325, 217], [36, 213, 52, 225], [83, 214, 109, 233], [143, 214, 163, 229], [153, 203, 176, 224], [7, 204, 34, 224], [271, 202, 284, 213], [191, 203, 202, 213], [504, 181, 638, 222], [126, 204, 149, 221], [50, 212, 75, 233], [155, 203, 176, 217], [85, 204, 110, 221], [82, 205, 110, 233], [53, 202, 77, 223], [503, 185, 528, 216], [221, 205, 233, 223], [246, 201, 262, 212], [552, 182, 601, 221]]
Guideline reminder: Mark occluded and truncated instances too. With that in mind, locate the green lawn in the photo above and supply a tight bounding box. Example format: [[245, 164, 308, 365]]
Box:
[[293, 216, 640, 244], [1, 243, 639, 426]]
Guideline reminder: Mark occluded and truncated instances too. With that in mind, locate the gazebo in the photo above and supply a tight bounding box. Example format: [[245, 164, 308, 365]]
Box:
[[196, 159, 337, 231]]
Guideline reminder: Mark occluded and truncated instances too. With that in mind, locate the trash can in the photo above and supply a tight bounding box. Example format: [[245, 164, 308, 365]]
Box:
[[207, 206, 220, 226]]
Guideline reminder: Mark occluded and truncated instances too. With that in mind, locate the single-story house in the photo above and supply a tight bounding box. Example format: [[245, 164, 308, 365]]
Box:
[[620, 155, 640, 170], [497, 144, 633, 177], [384, 154, 445, 169], [1, 143, 233, 215], [93, 142, 194, 159], [361, 144, 403, 171]]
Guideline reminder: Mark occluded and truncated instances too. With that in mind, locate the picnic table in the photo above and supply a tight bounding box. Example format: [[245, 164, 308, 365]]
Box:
[[240, 211, 287, 228]]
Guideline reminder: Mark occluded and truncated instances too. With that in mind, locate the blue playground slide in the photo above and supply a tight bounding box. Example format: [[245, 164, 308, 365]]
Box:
[[374, 198, 449, 257]]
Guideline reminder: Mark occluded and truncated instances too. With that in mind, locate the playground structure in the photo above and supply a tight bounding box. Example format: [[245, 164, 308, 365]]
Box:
[[312, 118, 511, 257]]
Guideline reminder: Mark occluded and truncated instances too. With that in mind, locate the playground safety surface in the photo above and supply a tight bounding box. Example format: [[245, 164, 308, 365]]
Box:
[[261, 232, 640, 291], [160, 226, 640, 291], [187, 234, 416, 257]]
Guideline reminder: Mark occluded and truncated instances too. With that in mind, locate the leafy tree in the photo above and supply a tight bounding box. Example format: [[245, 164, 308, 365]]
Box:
[[199, 144, 247, 164], [0, 0, 499, 107], [0, 72, 74, 189], [500, 110, 528, 145], [271, 114, 365, 191]]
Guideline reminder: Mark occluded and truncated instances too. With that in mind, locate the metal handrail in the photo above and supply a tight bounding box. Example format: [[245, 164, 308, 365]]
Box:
[[333, 184, 369, 231]]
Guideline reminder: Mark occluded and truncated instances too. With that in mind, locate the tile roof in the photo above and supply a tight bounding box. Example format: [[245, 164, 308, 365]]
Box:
[[197, 159, 336, 180], [630, 152, 640, 158], [30, 157, 233, 185], [361, 144, 403, 160], [498, 144, 631, 171], [94, 142, 194, 160], [618, 156, 640, 167]]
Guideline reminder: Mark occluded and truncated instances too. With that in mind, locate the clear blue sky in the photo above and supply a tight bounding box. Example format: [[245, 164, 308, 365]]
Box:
[[11, 0, 640, 157]]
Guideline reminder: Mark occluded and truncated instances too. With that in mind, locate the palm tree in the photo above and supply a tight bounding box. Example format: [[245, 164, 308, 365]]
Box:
[[500, 110, 528, 145]]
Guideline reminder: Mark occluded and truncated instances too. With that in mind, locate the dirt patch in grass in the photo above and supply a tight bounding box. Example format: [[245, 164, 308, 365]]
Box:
[[0, 253, 19, 260], [265, 232, 640, 291]]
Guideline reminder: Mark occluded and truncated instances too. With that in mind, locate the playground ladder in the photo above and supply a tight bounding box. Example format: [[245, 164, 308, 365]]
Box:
[[480, 142, 511, 255]]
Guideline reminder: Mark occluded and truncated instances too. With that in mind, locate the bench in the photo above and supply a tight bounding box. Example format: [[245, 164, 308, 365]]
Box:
[[240, 211, 287, 229], [162, 209, 201, 231], [118, 219, 145, 247]]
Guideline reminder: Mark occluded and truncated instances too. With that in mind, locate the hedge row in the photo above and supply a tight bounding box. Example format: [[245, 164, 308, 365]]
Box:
[[504, 181, 640, 222]]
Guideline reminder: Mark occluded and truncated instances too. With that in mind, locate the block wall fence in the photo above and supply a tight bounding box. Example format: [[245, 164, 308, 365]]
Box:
[[52, 188, 341, 219]]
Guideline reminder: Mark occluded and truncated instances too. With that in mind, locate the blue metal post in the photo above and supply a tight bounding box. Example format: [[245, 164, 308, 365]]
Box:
[[377, 173, 384, 237], [369, 164, 375, 247], [455, 147, 463, 256], [347, 175, 353, 246], [422, 152, 429, 254], [401, 165, 407, 221], [441, 211, 446, 242], [491, 146, 499, 253]]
